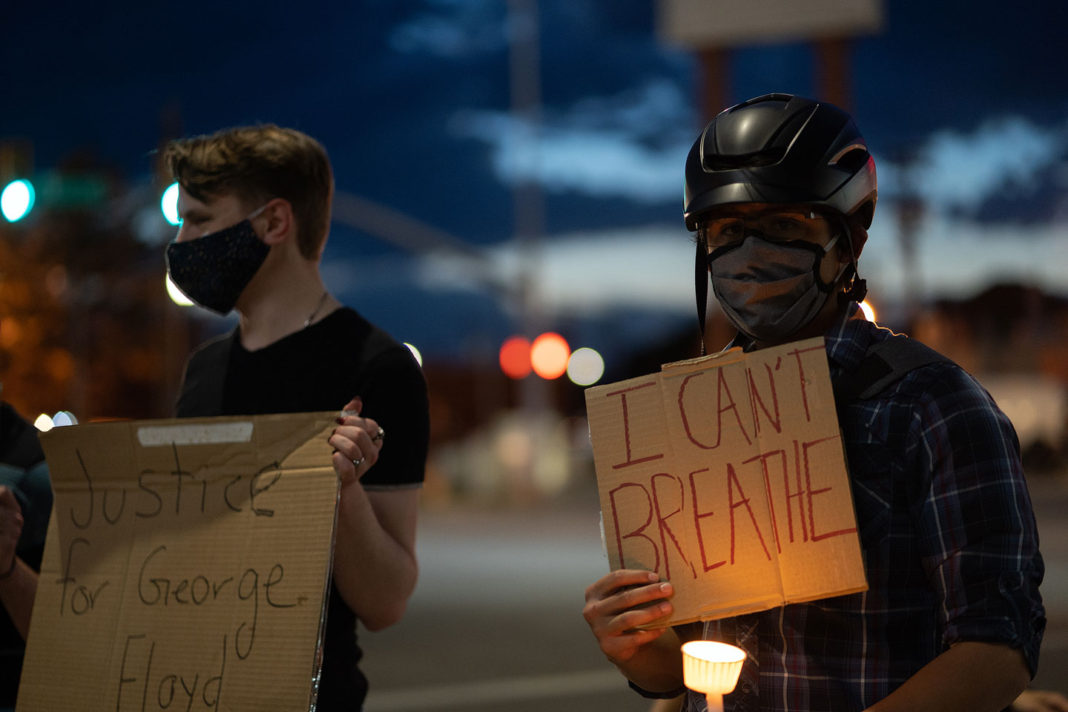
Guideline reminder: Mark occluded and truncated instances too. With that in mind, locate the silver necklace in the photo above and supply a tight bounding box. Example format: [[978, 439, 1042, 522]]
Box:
[[304, 291, 330, 328]]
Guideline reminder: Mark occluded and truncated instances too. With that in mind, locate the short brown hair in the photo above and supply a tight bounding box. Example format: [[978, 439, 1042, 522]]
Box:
[[163, 124, 333, 259]]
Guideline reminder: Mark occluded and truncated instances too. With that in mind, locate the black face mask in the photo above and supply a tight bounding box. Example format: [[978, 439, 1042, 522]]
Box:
[[165, 215, 269, 315]]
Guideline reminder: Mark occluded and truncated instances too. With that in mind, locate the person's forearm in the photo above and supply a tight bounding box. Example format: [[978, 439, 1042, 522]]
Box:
[[332, 483, 418, 631], [865, 641, 1030, 712], [0, 558, 38, 641]]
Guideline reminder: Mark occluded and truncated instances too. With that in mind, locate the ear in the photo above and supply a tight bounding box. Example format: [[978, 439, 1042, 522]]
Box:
[[256, 198, 296, 246]]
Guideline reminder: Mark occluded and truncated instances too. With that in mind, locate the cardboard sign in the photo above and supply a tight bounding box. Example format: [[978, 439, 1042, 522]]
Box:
[[585, 338, 867, 626], [18, 412, 341, 712]]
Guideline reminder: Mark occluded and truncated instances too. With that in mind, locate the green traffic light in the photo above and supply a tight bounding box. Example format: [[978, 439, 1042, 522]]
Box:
[[161, 182, 180, 226], [1, 179, 35, 222]]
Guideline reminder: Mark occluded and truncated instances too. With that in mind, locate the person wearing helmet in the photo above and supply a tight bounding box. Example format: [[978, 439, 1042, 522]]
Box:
[[162, 124, 429, 711], [583, 95, 1045, 711], [684, 92, 874, 352]]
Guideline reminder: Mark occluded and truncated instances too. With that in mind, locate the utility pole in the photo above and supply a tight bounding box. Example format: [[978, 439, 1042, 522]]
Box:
[[507, 0, 550, 416]]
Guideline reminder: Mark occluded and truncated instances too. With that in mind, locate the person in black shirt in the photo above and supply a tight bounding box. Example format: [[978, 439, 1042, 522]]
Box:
[[0, 401, 52, 710], [163, 125, 429, 710]]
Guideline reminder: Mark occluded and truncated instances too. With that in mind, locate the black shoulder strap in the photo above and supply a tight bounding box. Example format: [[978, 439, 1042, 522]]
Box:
[[174, 331, 235, 417], [834, 335, 951, 404]]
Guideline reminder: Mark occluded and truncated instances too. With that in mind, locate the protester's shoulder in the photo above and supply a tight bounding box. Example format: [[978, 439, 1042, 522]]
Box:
[[869, 332, 1001, 422], [332, 307, 423, 377]]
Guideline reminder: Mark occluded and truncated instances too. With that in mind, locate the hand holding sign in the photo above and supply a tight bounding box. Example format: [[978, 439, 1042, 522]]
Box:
[[583, 569, 675, 664], [330, 396, 385, 483]]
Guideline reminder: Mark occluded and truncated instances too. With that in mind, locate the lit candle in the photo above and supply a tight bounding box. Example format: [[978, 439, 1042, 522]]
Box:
[[681, 640, 746, 712]]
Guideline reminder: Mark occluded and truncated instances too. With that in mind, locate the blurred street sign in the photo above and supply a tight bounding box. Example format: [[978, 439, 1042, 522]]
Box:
[[37, 171, 109, 209], [658, 0, 884, 47]]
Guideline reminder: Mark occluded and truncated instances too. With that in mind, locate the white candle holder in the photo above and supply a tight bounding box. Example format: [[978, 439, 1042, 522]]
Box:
[[681, 640, 746, 712]]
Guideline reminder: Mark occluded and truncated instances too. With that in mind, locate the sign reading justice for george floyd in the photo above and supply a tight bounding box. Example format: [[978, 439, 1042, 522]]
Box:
[[17, 412, 340, 712]]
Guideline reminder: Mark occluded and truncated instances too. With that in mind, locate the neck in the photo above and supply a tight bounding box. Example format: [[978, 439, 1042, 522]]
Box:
[[235, 259, 337, 351]]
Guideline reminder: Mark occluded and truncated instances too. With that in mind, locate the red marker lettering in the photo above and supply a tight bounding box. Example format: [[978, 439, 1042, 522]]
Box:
[[727, 463, 771, 564], [651, 473, 696, 580], [802, 435, 856, 541], [688, 468, 726, 573], [606, 382, 664, 469], [608, 482, 659, 572]]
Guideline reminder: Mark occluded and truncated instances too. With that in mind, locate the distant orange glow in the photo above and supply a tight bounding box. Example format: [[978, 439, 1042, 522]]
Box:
[[531, 332, 570, 380], [860, 300, 876, 322], [499, 336, 532, 379]]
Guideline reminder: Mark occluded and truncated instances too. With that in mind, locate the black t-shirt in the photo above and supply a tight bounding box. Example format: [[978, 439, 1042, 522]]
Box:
[[175, 307, 429, 709], [0, 402, 51, 707]]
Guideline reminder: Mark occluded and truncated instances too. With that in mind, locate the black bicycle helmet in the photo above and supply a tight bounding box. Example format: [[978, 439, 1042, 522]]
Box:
[[685, 94, 877, 347], [684, 93, 877, 230]]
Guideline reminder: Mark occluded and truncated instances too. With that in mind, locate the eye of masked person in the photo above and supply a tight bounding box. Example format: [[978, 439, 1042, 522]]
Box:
[[700, 209, 829, 251]]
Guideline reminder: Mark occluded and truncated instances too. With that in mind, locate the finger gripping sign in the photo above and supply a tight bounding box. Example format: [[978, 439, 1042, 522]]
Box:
[[18, 412, 341, 711], [585, 338, 867, 626]]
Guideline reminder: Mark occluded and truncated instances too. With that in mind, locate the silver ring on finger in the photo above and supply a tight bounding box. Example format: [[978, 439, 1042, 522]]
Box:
[[351, 457, 364, 468], [372, 427, 385, 442]]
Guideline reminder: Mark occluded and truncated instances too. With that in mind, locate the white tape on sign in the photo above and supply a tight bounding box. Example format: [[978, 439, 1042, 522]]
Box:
[[136, 422, 255, 446]]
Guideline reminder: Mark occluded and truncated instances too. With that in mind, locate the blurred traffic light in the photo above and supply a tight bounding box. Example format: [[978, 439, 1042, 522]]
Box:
[[499, 332, 603, 384], [499, 336, 533, 379], [530, 332, 570, 379], [1, 138, 34, 222], [1, 179, 35, 222], [160, 182, 180, 226]]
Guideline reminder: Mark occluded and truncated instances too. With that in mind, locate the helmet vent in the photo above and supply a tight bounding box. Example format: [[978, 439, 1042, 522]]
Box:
[[704, 146, 786, 171], [830, 146, 870, 174]]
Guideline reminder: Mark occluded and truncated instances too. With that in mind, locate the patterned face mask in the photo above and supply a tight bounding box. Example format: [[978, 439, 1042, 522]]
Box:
[[165, 206, 269, 315], [708, 233, 841, 343]]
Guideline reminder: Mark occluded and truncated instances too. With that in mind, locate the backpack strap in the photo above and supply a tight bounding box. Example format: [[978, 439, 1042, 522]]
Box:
[[834, 335, 951, 404]]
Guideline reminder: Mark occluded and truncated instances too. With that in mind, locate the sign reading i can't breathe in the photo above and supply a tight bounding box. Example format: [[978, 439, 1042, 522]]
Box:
[[585, 337, 867, 626], [18, 412, 341, 712]]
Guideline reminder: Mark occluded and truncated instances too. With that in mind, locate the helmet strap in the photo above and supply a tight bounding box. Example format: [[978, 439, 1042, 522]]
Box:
[[695, 236, 708, 356], [835, 215, 868, 303]]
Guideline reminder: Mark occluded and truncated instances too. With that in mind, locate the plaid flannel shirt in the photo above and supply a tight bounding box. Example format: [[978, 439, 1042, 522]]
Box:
[[666, 304, 1046, 712]]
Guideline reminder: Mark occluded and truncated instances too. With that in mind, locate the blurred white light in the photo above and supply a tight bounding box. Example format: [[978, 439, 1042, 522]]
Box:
[[34, 414, 54, 432], [567, 347, 605, 386], [404, 342, 423, 367], [52, 411, 78, 427], [1, 179, 35, 222], [161, 182, 181, 226], [166, 274, 194, 307]]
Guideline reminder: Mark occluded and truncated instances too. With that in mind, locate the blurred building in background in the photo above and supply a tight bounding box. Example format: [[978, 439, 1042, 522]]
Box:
[[914, 283, 1068, 471]]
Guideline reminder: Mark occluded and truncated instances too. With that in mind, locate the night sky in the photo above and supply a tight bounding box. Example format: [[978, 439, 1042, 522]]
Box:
[[3, 0, 1067, 363]]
